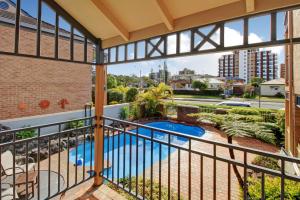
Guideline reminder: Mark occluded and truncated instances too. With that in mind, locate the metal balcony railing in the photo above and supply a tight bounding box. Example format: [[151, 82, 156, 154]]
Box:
[[0, 116, 300, 200], [102, 116, 300, 200], [0, 117, 94, 200]]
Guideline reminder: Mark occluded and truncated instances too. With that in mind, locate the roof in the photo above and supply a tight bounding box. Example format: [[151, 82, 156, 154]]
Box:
[[195, 78, 224, 84], [54, 0, 300, 48], [261, 78, 285, 85]]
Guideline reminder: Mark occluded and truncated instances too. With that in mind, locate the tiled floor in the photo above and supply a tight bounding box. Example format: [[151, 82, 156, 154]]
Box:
[[38, 125, 278, 200], [55, 181, 126, 200]]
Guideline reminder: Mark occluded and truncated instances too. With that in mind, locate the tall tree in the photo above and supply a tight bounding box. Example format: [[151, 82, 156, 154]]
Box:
[[191, 80, 208, 91], [250, 77, 264, 88], [107, 74, 118, 89]]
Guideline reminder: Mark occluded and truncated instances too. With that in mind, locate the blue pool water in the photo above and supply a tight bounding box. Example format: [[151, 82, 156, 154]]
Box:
[[70, 121, 205, 179]]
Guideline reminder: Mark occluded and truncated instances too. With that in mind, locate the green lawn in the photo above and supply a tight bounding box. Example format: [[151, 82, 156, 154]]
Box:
[[232, 96, 285, 102], [173, 94, 222, 99], [256, 96, 285, 102]]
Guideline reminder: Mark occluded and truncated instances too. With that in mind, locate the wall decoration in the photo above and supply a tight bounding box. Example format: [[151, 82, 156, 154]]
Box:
[[39, 100, 50, 109], [58, 98, 69, 109], [18, 102, 27, 111]]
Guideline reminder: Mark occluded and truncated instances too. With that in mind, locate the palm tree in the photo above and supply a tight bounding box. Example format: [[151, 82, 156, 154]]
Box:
[[136, 83, 173, 117], [221, 121, 275, 188]]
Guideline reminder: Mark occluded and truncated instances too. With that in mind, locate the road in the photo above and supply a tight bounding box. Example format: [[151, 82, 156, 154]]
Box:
[[168, 98, 284, 110]]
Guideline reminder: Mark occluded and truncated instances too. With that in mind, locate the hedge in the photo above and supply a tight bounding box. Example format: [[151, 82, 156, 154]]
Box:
[[173, 89, 222, 96], [107, 90, 124, 104]]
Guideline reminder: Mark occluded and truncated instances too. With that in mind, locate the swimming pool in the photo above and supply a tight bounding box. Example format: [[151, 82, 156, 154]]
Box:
[[70, 121, 205, 179]]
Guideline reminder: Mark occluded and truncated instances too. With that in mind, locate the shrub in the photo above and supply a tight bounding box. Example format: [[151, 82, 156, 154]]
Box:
[[16, 127, 37, 139], [109, 101, 119, 105], [243, 92, 256, 99], [173, 89, 222, 96], [119, 106, 129, 120], [229, 107, 260, 115], [251, 155, 280, 170], [65, 120, 84, 130], [129, 103, 140, 120], [276, 110, 285, 133], [226, 114, 263, 123], [108, 177, 182, 200], [248, 176, 300, 199], [125, 87, 138, 102], [274, 92, 285, 98], [108, 90, 124, 104]]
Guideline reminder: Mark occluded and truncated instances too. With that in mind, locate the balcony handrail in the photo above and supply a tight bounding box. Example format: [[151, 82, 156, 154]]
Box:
[[0, 124, 94, 147], [0, 116, 94, 135]]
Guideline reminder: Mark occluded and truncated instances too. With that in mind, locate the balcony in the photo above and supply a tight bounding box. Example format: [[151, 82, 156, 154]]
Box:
[[1, 0, 300, 199]]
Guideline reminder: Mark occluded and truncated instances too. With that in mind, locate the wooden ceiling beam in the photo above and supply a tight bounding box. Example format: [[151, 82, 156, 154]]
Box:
[[102, 0, 300, 48], [245, 0, 255, 12], [91, 0, 129, 41], [154, 0, 174, 30]]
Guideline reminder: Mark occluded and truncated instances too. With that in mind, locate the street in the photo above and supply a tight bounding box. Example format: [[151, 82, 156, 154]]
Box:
[[168, 98, 284, 110]]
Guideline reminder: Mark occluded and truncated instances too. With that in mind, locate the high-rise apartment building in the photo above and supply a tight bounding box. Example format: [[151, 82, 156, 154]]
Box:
[[218, 49, 278, 83], [149, 61, 170, 84]]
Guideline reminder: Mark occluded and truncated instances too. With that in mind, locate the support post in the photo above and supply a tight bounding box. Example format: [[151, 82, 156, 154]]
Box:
[[94, 64, 105, 186]]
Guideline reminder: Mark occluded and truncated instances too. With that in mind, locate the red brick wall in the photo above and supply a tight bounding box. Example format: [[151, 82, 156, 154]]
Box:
[[0, 23, 93, 120], [177, 105, 199, 123]]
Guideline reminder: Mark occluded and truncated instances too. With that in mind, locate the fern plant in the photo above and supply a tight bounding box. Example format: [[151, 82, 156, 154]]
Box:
[[220, 120, 275, 188]]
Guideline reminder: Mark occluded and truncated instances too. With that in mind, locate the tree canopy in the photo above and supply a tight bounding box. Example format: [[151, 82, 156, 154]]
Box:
[[191, 80, 208, 91]]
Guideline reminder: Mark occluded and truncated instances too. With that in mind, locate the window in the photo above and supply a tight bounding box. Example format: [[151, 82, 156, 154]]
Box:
[[297, 96, 300, 107]]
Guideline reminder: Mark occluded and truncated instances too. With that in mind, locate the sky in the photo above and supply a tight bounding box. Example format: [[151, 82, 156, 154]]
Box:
[[18, 0, 285, 77]]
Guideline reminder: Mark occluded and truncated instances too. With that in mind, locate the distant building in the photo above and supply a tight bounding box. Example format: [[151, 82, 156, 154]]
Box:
[[170, 78, 224, 90], [149, 61, 170, 84], [218, 49, 278, 83], [171, 68, 215, 82], [179, 68, 195, 75], [218, 53, 238, 79], [280, 63, 286, 78], [260, 78, 285, 96]]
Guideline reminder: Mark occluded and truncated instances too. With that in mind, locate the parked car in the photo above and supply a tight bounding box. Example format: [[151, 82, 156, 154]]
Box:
[[216, 101, 251, 107]]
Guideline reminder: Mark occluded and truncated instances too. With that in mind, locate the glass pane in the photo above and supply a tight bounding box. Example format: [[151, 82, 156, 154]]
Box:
[[40, 2, 55, 58], [58, 16, 71, 60], [180, 31, 191, 53], [167, 34, 176, 55], [19, 0, 38, 55], [249, 14, 271, 44], [137, 41, 145, 59], [73, 29, 84, 61], [224, 19, 243, 47], [127, 43, 134, 60]]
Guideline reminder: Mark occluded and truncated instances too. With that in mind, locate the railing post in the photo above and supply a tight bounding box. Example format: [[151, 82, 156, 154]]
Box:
[[94, 64, 105, 186]]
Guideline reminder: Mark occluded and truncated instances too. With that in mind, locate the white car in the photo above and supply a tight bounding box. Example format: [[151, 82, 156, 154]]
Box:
[[216, 101, 251, 107]]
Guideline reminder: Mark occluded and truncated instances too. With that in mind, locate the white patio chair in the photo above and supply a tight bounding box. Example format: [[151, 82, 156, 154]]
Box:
[[1, 185, 19, 200], [1, 151, 35, 176]]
